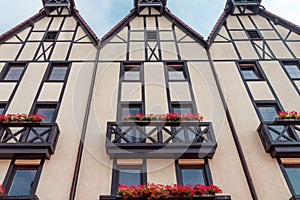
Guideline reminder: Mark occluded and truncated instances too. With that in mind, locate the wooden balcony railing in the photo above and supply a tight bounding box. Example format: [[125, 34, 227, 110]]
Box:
[[257, 120, 300, 157], [106, 121, 217, 159], [0, 122, 60, 159]]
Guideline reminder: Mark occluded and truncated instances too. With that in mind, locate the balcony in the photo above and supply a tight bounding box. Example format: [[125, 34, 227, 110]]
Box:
[[2, 195, 39, 200], [106, 121, 217, 159], [257, 120, 300, 157], [100, 195, 231, 200], [0, 122, 60, 159]]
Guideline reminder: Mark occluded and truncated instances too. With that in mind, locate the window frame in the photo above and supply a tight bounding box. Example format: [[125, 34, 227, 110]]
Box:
[[44, 31, 58, 42], [0, 63, 27, 82], [246, 30, 262, 40], [32, 102, 59, 123], [238, 62, 264, 81], [111, 160, 147, 195], [166, 63, 188, 82], [121, 63, 142, 82], [45, 63, 70, 82], [118, 102, 144, 121], [0, 102, 7, 114], [170, 102, 195, 114], [3, 160, 44, 197], [282, 61, 300, 81], [175, 159, 212, 186], [255, 101, 282, 122], [281, 163, 300, 196], [146, 30, 158, 41]]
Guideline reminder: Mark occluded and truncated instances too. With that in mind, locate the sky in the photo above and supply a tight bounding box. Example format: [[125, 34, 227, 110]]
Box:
[[0, 0, 299, 40]]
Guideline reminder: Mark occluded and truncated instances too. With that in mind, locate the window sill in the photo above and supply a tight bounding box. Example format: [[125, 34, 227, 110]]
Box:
[[100, 195, 231, 200]]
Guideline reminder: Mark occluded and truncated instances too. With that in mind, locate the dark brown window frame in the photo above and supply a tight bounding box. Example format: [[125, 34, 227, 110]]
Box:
[[0, 63, 27, 82], [111, 160, 147, 195], [282, 61, 300, 80], [45, 63, 70, 82], [3, 160, 44, 197], [280, 163, 300, 197], [32, 102, 59, 123], [122, 63, 141, 82], [146, 30, 158, 41], [239, 62, 264, 81], [167, 63, 187, 81], [175, 159, 212, 186], [246, 30, 262, 40], [44, 31, 58, 42]]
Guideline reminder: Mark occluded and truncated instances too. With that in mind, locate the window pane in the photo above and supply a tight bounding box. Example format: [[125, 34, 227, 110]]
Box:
[[49, 67, 67, 81], [257, 106, 278, 121], [119, 169, 141, 186], [284, 65, 300, 79], [247, 30, 261, 39], [122, 107, 141, 116], [8, 169, 37, 196], [124, 66, 140, 81], [168, 71, 185, 80], [285, 167, 300, 195], [181, 168, 205, 185], [173, 107, 192, 114], [124, 71, 140, 81], [4, 66, 24, 81], [36, 107, 56, 123], [241, 69, 260, 80]]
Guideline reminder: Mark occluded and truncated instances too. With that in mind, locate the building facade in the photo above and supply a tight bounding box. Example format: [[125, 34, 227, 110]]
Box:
[[0, 0, 299, 199]]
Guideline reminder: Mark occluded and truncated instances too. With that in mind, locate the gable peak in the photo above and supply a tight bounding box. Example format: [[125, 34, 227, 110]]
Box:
[[134, 0, 167, 15]]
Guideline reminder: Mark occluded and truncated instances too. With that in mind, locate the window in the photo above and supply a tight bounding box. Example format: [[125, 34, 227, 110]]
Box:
[[283, 165, 300, 195], [146, 31, 157, 41], [119, 103, 143, 143], [176, 160, 211, 186], [120, 103, 142, 118], [167, 63, 186, 81], [0, 102, 7, 114], [34, 104, 57, 123], [46, 63, 69, 81], [256, 103, 280, 121], [44, 31, 58, 41], [1, 63, 25, 81], [171, 103, 193, 114], [112, 163, 146, 194], [246, 30, 262, 40], [239, 63, 263, 81], [283, 63, 300, 80], [123, 64, 141, 81], [4, 164, 40, 196], [171, 103, 196, 142]]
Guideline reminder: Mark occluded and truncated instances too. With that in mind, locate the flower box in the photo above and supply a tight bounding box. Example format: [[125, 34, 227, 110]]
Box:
[[99, 195, 231, 200], [275, 118, 300, 125]]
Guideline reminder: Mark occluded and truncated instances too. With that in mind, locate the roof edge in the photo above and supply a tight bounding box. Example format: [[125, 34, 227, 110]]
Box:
[[100, 9, 137, 47], [257, 7, 300, 35], [0, 10, 46, 44], [73, 9, 99, 45]]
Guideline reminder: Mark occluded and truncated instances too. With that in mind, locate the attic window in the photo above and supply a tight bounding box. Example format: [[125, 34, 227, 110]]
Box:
[[246, 30, 261, 40], [44, 31, 58, 41], [146, 31, 157, 41]]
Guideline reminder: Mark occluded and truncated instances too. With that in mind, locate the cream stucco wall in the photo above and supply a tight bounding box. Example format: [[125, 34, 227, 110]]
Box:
[[215, 61, 291, 200], [75, 62, 119, 199], [36, 62, 94, 200], [7, 63, 47, 113]]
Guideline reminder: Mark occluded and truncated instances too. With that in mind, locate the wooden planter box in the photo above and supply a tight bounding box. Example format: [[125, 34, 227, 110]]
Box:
[[100, 195, 231, 200]]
